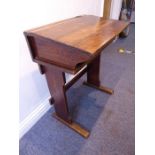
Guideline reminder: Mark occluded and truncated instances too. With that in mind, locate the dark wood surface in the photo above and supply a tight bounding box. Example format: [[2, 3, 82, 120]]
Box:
[[45, 66, 72, 123], [24, 15, 129, 138], [53, 113, 90, 138], [24, 15, 129, 72], [26, 15, 128, 54], [87, 54, 101, 86]]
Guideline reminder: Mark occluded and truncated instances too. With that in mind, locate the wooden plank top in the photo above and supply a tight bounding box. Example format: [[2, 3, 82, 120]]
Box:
[[27, 15, 129, 54]]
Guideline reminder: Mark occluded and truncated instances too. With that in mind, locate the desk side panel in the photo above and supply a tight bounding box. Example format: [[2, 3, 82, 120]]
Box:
[[24, 33, 91, 70]]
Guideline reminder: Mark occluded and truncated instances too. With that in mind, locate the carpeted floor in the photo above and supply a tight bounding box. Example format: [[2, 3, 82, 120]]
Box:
[[20, 24, 135, 155]]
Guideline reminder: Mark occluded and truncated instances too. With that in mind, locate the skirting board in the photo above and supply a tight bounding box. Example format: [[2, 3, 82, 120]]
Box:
[[19, 96, 52, 139]]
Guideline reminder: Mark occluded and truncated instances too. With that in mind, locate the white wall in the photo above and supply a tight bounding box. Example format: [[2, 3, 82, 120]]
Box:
[[110, 0, 123, 19], [19, 0, 104, 138]]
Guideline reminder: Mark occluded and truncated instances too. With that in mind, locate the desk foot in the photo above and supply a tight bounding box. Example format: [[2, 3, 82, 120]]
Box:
[[83, 82, 114, 95], [53, 113, 90, 138]]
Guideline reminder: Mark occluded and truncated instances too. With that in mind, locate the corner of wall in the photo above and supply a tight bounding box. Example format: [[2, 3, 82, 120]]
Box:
[[19, 96, 51, 139]]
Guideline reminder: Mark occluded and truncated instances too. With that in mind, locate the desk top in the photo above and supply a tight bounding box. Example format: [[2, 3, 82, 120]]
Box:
[[24, 15, 129, 73], [27, 15, 128, 54]]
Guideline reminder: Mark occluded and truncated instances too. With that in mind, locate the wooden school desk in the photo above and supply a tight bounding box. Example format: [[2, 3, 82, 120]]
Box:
[[24, 15, 129, 138]]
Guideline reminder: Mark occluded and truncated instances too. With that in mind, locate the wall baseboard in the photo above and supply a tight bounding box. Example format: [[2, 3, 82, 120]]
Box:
[[19, 96, 52, 139]]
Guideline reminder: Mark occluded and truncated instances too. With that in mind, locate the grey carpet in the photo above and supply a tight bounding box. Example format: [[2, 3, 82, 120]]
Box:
[[20, 24, 135, 155]]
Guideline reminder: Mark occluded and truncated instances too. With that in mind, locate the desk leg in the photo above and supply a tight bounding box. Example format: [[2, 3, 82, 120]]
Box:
[[45, 67, 72, 123], [45, 66, 90, 138], [84, 54, 114, 95]]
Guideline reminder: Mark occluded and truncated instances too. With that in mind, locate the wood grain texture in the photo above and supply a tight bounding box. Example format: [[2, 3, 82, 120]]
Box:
[[45, 66, 72, 123], [24, 15, 129, 72], [53, 113, 90, 138], [26, 15, 128, 54], [83, 81, 114, 95], [87, 54, 101, 86], [23, 15, 128, 137]]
